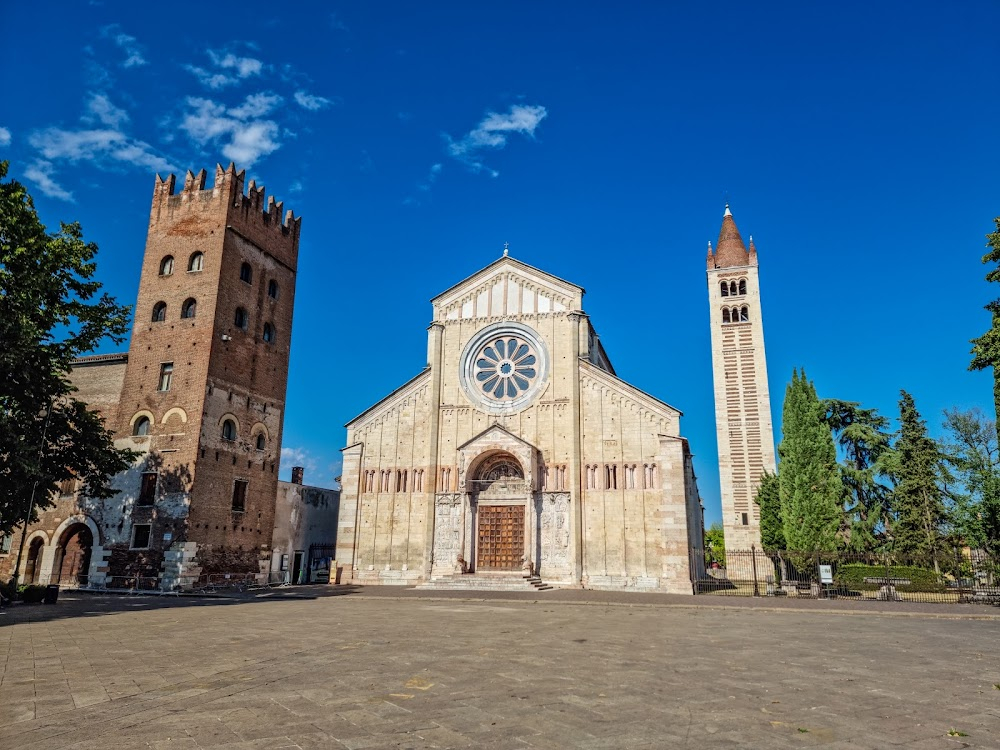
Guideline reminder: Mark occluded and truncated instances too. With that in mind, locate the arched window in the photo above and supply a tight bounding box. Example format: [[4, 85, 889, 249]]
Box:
[[234, 307, 248, 330], [240, 262, 253, 284], [722, 308, 731, 324], [740, 306, 749, 322], [729, 281, 737, 296], [738, 279, 747, 295], [159, 256, 174, 276], [720, 281, 729, 297], [221, 419, 237, 441], [133, 416, 151, 436], [152, 302, 167, 322], [268, 279, 279, 299], [262, 323, 274, 343], [181, 298, 197, 319], [255, 433, 266, 451], [188, 252, 204, 272]]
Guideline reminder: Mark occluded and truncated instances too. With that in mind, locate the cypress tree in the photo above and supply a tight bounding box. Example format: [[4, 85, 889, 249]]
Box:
[[777, 369, 843, 553], [890, 391, 948, 564], [754, 471, 784, 550], [969, 217, 1000, 443]]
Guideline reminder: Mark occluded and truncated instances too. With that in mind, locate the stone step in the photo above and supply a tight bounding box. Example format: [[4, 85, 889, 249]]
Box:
[[416, 574, 555, 592]]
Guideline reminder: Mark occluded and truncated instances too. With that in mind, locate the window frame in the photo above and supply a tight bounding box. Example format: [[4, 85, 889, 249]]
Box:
[[239, 262, 253, 284], [232, 478, 248, 513], [221, 419, 237, 442], [152, 301, 167, 323], [188, 252, 204, 272], [133, 416, 151, 436], [158, 362, 173, 392], [131, 524, 152, 550], [234, 307, 248, 330], [267, 279, 279, 300], [181, 298, 197, 319], [159, 256, 174, 276], [137, 472, 158, 506]]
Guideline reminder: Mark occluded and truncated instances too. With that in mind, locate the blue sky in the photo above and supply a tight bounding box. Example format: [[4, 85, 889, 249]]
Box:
[[2, 3, 998, 525]]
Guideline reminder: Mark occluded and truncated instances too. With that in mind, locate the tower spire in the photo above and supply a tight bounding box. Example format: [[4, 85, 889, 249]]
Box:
[[714, 204, 749, 268]]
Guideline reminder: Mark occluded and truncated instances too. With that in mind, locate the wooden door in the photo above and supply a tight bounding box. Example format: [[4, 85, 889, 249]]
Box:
[[476, 505, 524, 571]]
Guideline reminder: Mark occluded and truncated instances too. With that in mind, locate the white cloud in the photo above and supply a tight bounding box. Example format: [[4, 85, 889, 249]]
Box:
[[29, 127, 174, 173], [280, 446, 318, 474], [101, 25, 147, 68], [446, 104, 548, 175], [85, 93, 129, 128], [293, 91, 332, 111], [23, 161, 74, 201], [180, 94, 283, 167], [186, 49, 265, 89], [0, 127, 10, 147]]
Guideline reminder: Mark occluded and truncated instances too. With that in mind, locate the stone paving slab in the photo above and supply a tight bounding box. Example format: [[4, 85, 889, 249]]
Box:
[[0, 589, 998, 748]]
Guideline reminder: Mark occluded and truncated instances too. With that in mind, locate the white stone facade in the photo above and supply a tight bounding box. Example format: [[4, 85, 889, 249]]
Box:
[[336, 256, 705, 592]]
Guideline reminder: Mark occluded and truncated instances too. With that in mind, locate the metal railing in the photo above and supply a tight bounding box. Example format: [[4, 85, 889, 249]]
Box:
[[695, 547, 1000, 605]]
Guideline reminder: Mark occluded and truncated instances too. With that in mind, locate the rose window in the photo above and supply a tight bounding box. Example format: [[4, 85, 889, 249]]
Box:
[[460, 322, 549, 413], [475, 337, 537, 399]]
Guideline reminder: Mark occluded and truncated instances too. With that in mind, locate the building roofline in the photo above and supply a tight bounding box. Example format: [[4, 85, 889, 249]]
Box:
[[70, 352, 129, 367], [430, 255, 584, 304]]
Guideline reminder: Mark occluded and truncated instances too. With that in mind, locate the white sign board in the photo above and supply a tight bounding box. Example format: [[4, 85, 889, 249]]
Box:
[[818, 564, 833, 584]]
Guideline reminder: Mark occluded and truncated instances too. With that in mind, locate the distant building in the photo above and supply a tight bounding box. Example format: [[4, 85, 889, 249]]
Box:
[[270, 467, 340, 584], [0, 165, 301, 589], [706, 205, 777, 551]]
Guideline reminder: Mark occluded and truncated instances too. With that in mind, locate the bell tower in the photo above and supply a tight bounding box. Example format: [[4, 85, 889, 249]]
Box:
[[706, 205, 776, 550]]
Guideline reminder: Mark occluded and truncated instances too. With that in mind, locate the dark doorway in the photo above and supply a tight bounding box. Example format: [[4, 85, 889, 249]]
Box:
[[56, 524, 93, 585], [25, 537, 44, 583], [292, 551, 304, 585]]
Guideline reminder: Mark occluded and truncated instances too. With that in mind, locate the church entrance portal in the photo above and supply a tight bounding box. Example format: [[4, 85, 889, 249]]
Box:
[[56, 524, 92, 585], [471, 452, 528, 572], [476, 505, 524, 570]]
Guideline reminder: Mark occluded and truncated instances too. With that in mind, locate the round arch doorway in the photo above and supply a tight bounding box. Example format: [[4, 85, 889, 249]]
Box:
[[55, 524, 93, 585], [472, 453, 527, 572], [24, 537, 45, 583]]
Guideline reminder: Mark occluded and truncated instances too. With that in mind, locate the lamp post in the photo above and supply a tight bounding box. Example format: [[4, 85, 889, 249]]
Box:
[[10, 402, 54, 588]]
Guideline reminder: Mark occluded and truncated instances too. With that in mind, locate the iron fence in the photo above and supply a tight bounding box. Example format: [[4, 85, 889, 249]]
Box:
[[695, 547, 999, 605]]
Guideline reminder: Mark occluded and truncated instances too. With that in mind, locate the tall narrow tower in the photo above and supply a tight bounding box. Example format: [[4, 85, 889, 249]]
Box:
[[114, 164, 300, 581], [707, 205, 776, 550]]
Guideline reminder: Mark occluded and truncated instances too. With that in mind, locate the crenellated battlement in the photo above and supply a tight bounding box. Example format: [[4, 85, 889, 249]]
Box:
[[150, 163, 301, 239]]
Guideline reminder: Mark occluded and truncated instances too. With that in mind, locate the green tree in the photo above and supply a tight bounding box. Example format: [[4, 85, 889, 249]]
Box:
[[822, 399, 893, 552], [888, 391, 949, 566], [0, 161, 136, 550], [777, 369, 842, 554], [969, 217, 1000, 442], [753, 471, 784, 550], [942, 407, 1000, 559], [704, 522, 726, 567]]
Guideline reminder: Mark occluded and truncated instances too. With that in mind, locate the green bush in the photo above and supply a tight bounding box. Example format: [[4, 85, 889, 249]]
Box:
[[836, 563, 945, 592]]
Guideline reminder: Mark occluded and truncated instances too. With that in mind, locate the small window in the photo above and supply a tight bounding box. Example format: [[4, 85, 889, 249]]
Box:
[[268, 279, 279, 299], [255, 433, 265, 451], [240, 262, 253, 284], [181, 298, 197, 319], [152, 301, 167, 322], [738, 279, 747, 295], [0, 534, 12, 554], [741, 512, 749, 526], [262, 323, 274, 343], [729, 281, 737, 296], [158, 363, 173, 392], [720, 281, 729, 297], [222, 419, 237, 441], [138, 472, 157, 506], [159, 256, 174, 276], [235, 307, 248, 330], [232, 479, 248, 512], [133, 416, 151, 436], [740, 306, 749, 322], [188, 252, 204, 272], [131, 524, 152, 549], [722, 308, 731, 324]]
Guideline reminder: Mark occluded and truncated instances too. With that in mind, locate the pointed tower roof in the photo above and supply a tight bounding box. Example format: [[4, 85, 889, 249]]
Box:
[[712, 203, 750, 268]]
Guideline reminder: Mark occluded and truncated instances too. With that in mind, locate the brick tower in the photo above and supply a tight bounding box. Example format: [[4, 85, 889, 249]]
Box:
[[706, 205, 776, 551], [114, 164, 300, 584]]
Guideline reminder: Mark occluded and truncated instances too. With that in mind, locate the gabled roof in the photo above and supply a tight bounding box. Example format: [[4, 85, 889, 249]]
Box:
[[457, 423, 537, 452], [344, 368, 431, 427], [431, 254, 584, 305]]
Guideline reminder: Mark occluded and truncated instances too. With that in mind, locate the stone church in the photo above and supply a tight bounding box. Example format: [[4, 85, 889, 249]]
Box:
[[336, 253, 706, 592]]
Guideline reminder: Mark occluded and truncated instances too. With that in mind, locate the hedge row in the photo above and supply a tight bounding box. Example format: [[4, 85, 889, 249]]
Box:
[[836, 563, 945, 592]]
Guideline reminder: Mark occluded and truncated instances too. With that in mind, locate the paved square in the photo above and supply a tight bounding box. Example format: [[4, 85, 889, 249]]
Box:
[[1, 589, 998, 748]]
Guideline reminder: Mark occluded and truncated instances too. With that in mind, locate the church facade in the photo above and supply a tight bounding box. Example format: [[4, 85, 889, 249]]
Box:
[[336, 255, 705, 592]]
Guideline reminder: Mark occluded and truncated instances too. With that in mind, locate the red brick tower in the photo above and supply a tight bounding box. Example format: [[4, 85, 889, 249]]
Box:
[[114, 164, 300, 583]]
